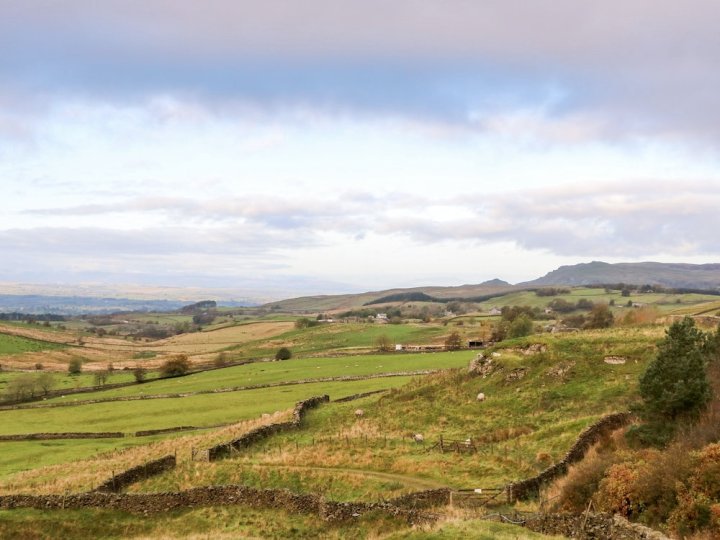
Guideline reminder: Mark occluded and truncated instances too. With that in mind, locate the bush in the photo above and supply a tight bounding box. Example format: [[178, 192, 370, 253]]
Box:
[[557, 447, 618, 512], [68, 358, 82, 375], [275, 347, 292, 360], [585, 304, 614, 329], [374, 335, 393, 352], [444, 331, 463, 351], [94, 370, 111, 386], [214, 352, 230, 367], [160, 354, 190, 377], [133, 365, 147, 383], [294, 317, 319, 329], [508, 314, 533, 338]]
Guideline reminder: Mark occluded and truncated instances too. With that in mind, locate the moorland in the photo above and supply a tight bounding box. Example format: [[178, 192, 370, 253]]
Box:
[[1, 281, 720, 538]]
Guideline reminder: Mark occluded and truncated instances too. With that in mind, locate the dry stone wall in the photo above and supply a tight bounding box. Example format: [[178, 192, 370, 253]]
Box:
[[206, 395, 329, 461], [93, 455, 176, 493], [523, 512, 670, 540], [0, 432, 124, 441], [508, 412, 634, 501], [0, 485, 434, 524]]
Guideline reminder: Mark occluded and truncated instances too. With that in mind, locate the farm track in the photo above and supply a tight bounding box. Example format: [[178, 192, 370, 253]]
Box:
[[0, 371, 436, 411]]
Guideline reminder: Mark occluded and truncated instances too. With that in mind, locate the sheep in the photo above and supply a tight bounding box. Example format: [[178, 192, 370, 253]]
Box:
[[413, 433, 424, 443], [354, 409, 365, 418], [477, 392, 486, 402]]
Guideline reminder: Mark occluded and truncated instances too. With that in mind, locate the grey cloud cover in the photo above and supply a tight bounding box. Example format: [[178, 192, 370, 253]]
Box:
[[2, 1, 720, 140]]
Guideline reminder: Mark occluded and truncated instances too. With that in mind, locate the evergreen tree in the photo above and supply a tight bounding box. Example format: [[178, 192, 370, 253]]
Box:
[[639, 317, 711, 421]]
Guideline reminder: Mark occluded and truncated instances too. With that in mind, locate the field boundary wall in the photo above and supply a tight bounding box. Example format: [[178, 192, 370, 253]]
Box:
[[205, 395, 329, 461], [507, 412, 634, 501], [93, 455, 177, 493]]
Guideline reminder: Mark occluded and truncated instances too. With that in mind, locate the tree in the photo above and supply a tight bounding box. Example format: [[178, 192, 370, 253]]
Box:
[[586, 304, 614, 329], [508, 314, 533, 338], [275, 347, 292, 360], [68, 358, 82, 375], [35, 372, 56, 396], [294, 317, 319, 329], [639, 318, 711, 422], [3, 374, 37, 401], [160, 354, 190, 377], [375, 334, 393, 352], [133, 365, 147, 383], [94, 370, 111, 386], [214, 352, 230, 367], [444, 331, 463, 351]]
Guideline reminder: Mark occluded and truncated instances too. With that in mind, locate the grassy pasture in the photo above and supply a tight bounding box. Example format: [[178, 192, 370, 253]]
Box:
[[477, 287, 720, 313], [0, 378, 414, 436], [229, 322, 448, 358], [44, 350, 474, 403], [0, 506, 466, 540], [0, 378, 413, 480], [204, 327, 661, 490], [0, 370, 138, 397], [0, 333, 65, 355], [0, 411, 292, 493]]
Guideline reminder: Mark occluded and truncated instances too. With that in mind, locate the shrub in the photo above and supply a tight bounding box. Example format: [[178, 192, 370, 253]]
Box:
[[585, 304, 614, 329], [214, 352, 230, 367], [275, 347, 292, 360], [508, 314, 533, 338], [595, 462, 642, 517], [93, 370, 110, 386], [444, 331, 463, 351], [374, 335, 393, 352], [133, 365, 147, 383], [68, 358, 82, 375], [556, 447, 618, 512], [294, 317, 319, 329], [159, 354, 190, 377]]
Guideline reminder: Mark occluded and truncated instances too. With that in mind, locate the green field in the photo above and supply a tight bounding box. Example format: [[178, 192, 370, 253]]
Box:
[[0, 371, 139, 398], [0, 378, 413, 437], [476, 287, 720, 313], [0, 333, 65, 355], [0, 507, 560, 540], [228, 322, 448, 358], [163, 327, 661, 491], [44, 350, 474, 403]]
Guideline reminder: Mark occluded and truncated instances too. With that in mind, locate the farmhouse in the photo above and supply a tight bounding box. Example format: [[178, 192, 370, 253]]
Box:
[[487, 307, 502, 316]]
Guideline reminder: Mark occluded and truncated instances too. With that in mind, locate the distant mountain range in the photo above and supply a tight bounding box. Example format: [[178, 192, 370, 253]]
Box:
[[2, 262, 719, 314], [266, 262, 720, 312], [522, 261, 720, 289]]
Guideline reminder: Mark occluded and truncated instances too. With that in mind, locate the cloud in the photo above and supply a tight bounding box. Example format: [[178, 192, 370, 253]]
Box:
[[2, 1, 720, 142], [19, 181, 720, 260]]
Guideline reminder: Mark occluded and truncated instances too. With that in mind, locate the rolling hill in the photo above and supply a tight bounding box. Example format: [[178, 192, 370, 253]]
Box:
[[522, 261, 720, 289]]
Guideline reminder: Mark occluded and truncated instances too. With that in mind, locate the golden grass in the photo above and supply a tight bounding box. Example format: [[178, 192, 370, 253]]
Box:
[[138, 322, 294, 355]]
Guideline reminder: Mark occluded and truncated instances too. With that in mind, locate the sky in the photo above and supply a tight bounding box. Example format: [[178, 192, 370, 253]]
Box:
[[2, 1, 720, 299]]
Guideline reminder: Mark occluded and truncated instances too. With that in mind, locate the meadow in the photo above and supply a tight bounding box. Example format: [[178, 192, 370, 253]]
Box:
[[44, 350, 474, 402], [1, 290, 712, 538], [138, 327, 660, 493], [0, 333, 65, 355]]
